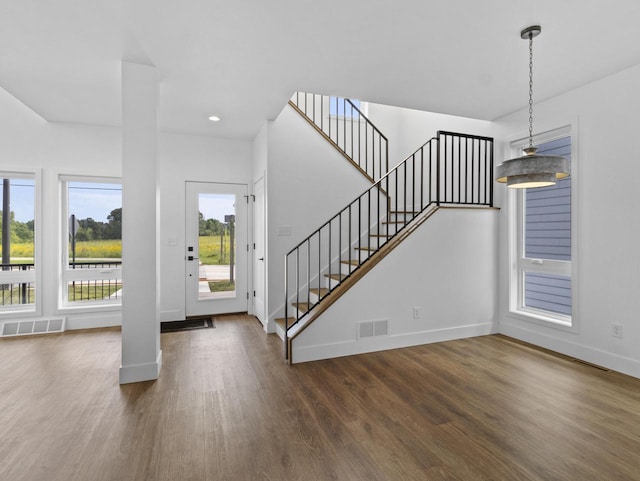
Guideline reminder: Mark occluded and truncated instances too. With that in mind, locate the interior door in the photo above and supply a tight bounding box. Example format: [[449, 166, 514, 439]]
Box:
[[185, 181, 248, 316], [253, 177, 266, 324]]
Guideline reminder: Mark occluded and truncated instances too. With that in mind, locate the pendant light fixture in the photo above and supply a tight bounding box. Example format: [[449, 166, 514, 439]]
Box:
[[495, 25, 570, 188]]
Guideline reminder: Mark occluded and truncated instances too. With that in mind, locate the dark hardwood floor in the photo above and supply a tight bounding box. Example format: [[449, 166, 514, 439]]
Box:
[[1, 315, 639, 480]]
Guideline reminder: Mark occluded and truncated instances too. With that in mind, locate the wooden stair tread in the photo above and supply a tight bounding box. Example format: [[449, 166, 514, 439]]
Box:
[[309, 287, 330, 297], [291, 302, 312, 312], [324, 273, 347, 281], [274, 317, 295, 329], [340, 259, 360, 266], [354, 247, 376, 252]]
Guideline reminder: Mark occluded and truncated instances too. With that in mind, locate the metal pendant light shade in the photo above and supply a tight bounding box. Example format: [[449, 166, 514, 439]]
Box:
[[495, 146, 570, 188], [495, 26, 570, 188]]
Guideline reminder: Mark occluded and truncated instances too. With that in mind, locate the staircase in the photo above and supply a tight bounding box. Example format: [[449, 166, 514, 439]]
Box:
[[289, 92, 388, 182], [278, 95, 494, 363]]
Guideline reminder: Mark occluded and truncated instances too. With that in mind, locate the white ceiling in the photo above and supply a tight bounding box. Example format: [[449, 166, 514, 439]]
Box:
[[2, 0, 640, 140]]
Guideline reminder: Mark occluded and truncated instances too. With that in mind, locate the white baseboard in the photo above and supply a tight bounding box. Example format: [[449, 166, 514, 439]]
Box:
[[65, 312, 121, 330], [500, 323, 640, 379], [119, 350, 163, 384], [292, 322, 496, 364], [160, 309, 184, 322]]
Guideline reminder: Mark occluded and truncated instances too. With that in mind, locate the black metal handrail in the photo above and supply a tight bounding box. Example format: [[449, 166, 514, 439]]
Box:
[[290, 92, 389, 182], [283, 131, 493, 359]]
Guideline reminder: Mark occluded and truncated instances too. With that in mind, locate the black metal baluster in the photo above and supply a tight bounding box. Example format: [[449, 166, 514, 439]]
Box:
[[350, 104, 354, 163], [464, 138, 475, 204], [307, 240, 310, 312], [328, 222, 332, 288]]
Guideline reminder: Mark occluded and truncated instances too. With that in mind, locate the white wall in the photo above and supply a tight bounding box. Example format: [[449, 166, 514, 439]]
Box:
[[367, 102, 494, 165], [494, 63, 640, 378], [0, 88, 46, 162], [292, 208, 498, 362]]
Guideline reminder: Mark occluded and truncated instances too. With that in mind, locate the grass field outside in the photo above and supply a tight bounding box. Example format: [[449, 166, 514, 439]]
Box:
[[2, 236, 231, 265], [199, 234, 233, 265]]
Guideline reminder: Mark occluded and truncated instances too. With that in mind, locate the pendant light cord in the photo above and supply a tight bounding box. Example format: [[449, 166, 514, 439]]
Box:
[[528, 32, 534, 150]]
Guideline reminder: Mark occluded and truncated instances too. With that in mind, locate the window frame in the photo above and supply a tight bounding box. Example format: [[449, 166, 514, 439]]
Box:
[[0, 168, 41, 318], [507, 125, 578, 331], [59, 174, 122, 311]]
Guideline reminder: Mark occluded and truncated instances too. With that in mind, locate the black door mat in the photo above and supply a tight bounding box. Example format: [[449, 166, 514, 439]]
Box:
[[160, 318, 215, 333]]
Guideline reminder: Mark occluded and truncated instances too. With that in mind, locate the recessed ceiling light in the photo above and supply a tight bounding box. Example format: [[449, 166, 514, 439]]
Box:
[[208, 115, 221, 122]]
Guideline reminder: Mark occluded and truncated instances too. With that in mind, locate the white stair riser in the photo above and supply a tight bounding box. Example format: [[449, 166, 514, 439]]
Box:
[[292, 306, 308, 318], [309, 291, 323, 303], [379, 223, 406, 235], [388, 212, 416, 222], [367, 236, 388, 248], [340, 262, 358, 275], [353, 249, 372, 261]]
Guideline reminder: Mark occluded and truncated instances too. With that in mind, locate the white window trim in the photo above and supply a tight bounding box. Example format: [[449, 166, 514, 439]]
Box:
[[59, 174, 122, 311], [507, 124, 579, 332], [0, 167, 41, 318]]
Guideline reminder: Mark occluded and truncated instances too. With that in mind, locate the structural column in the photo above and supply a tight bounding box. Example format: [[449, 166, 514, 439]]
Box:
[[119, 61, 162, 384]]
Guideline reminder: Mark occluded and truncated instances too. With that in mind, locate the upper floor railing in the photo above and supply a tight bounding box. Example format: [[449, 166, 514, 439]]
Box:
[[289, 92, 389, 182]]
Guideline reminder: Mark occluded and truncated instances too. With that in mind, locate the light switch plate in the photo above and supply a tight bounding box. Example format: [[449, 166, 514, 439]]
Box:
[[278, 225, 292, 236]]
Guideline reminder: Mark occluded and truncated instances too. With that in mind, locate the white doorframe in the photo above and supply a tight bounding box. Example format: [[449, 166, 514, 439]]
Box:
[[185, 181, 248, 317], [252, 176, 266, 327]]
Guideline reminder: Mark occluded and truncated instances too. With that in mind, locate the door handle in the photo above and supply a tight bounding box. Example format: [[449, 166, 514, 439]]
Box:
[[258, 257, 264, 261], [187, 256, 200, 261]]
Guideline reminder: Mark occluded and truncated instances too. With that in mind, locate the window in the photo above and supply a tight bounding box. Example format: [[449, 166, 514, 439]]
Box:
[[0, 173, 37, 312], [329, 96, 367, 118], [510, 131, 574, 326], [61, 177, 122, 307]]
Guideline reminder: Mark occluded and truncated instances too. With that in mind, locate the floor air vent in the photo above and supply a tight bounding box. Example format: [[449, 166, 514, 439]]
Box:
[[1, 318, 66, 337], [357, 319, 388, 340], [572, 358, 610, 371]]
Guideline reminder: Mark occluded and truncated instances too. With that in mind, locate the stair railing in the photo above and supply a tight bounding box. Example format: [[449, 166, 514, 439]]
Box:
[[289, 92, 389, 182], [283, 131, 493, 359]]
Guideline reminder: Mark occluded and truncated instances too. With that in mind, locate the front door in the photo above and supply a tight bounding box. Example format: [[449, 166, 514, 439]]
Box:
[[185, 182, 248, 316]]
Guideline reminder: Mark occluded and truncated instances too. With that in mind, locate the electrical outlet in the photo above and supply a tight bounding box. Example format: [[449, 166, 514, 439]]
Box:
[[413, 306, 422, 319], [612, 323, 623, 339]]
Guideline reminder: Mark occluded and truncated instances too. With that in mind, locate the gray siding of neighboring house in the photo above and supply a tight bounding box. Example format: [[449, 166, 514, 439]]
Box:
[[524, 272, 572, 315], [523, 136, 572, 315]]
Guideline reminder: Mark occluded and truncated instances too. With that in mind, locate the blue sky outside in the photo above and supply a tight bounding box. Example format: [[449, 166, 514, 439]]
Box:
[[0, 178, 35, 222], [199, 193, 235, 222], [68, 182, 122, 222], [0, 179, 123, 223], [1, 179, 233, 224]]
